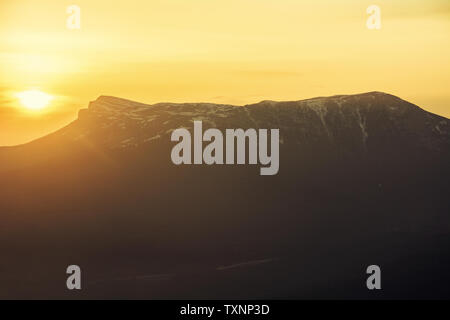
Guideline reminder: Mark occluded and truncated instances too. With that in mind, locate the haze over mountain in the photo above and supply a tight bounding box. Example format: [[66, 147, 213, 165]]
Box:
[[0, 92, 449, 299]]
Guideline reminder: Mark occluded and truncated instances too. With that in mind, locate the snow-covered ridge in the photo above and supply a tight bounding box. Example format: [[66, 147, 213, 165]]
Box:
[[72, 92, 448, 151], [88, 91, 399, 112], [81, 91, 410, 126]]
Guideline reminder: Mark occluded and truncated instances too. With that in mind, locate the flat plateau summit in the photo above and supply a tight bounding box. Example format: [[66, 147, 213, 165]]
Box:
[[71, 91, 448, 151]]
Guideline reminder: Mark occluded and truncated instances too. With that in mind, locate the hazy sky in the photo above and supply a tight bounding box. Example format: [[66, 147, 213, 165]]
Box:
[[1, 0, 449, 145]]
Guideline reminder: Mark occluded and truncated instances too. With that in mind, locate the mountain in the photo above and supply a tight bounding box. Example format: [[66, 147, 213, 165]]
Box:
[[0, 92, 449, 299]]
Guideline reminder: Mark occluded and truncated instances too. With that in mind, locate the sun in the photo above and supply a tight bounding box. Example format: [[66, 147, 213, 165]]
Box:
[[15, 90, 53, 110]]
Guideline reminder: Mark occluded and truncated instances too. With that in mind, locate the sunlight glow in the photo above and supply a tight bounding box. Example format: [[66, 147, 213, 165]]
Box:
[[15, 90, 53, 110]]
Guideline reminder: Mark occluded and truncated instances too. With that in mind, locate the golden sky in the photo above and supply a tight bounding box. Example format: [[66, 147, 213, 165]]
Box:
[[1, 0, 449, 145]]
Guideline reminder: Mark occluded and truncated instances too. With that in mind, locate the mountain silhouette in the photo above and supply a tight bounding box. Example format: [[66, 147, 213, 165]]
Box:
[[0, 92, 449, 299]]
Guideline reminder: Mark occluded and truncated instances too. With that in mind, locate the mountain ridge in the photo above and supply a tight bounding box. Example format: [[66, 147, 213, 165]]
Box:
[[0, 91, 448, 170], [1, 91, 447, 151], [89, 91, 422, 110], [74, 91, 449, 152]]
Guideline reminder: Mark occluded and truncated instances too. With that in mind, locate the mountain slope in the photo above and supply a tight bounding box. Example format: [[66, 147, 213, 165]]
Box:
[[2, 91, 448, 170], [0, 92, 449, 299], [10, 91, 450, 149]]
